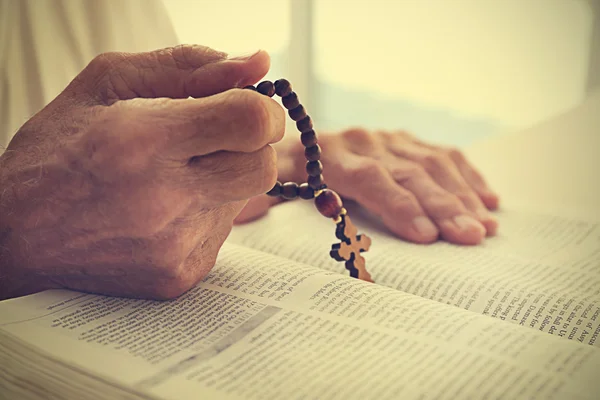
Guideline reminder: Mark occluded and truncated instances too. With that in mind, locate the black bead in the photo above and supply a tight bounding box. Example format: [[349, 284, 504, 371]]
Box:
[[296, 116, 313, 133], [257, 81, 275, 97], [300, 130, 318, 147], [243, 85, 257, 91], [298, 183, 315, 199], [274, 79, 292, 97], [308, 174, 324, 190], [304, 144, 321, 161], [306, 160, 323, 177], [281, 182, 299, 200], [282, 92, 300, 109], [266, 181, 282, 196], [288, 105, 307, 122]]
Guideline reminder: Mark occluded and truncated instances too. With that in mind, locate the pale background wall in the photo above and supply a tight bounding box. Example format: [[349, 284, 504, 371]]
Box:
[[163, 0, 596, 145]]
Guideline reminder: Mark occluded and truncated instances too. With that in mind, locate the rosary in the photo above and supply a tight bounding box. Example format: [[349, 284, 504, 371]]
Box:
[[244, 79, 373, 282]]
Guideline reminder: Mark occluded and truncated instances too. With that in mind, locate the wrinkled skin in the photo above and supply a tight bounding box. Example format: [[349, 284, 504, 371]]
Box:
[[237, 129, 499, 245], [0, 46, 283, 300], [0, 45, 500, 301]]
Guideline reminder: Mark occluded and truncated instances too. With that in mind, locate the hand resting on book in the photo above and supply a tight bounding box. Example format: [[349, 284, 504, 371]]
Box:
[[236, 129, 499, 245]]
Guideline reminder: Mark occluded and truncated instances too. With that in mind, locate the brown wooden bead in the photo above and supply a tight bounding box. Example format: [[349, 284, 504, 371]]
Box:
[[300, 130, 318, 147], [296, 116, 313, 133], [304, 144, 321, 161], [288, 105, 307, 122], [274, 79, 292, 97], [298, 183, 315, 199], [308, 174, 324, 190], [243, 85, 257, 91], [281, 182, 299, 199], [315, 189, 343, 218], [282, 92, 300, 109], [266, 181, 282, 196], [306, 160, 323, 176], [257, 81, 275, 97]]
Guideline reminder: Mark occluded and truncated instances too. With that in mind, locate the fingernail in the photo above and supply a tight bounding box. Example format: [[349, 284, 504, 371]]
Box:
[[412, 216, 438, 238], [476, 208, 495, 222], [228, 50, 261, 60], [453, 215, 486, 235]]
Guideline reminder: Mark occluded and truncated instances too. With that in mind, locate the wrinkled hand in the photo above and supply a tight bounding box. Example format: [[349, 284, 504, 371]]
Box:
[[0, 46, 284, 300], [236, 128, 499, 245]]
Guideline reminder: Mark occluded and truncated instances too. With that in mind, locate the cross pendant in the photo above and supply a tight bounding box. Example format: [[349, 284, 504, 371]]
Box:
[[330, 214, 373, 282]]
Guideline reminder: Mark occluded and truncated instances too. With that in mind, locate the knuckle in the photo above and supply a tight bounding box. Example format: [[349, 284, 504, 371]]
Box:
[[342, 127, 372, 144], [241, 146, 278, 193], [258, 146, 278, 190], [87, 52, 125, 75], [396, 163, 428, 181], [170, 44, 223, 69], [422, 152, 452, 172], [237, 90, 271, 145], [345, 159, 384, 182], [169, 45, 197, 68], [453, 189, 478, 205], [149, 238, 188, 274], [153, 275, 193, 300], [445, 147, 465, 162]]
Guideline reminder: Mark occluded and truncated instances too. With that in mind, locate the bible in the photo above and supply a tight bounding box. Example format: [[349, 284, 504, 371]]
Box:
[[1, 94, 599, 399]]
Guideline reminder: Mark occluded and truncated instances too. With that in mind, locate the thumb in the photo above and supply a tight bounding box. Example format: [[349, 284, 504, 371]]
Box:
[[76, 45, 270, 104], [234, 195, 282, 224]]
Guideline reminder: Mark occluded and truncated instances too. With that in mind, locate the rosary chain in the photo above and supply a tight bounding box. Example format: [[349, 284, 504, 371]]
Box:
[[244, 79, 325, 201]]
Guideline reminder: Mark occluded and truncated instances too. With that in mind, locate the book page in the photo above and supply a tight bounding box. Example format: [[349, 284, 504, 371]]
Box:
[[1, 244, 598, 399], [228, 201, 600, 347], [464, 89, 600, 215]]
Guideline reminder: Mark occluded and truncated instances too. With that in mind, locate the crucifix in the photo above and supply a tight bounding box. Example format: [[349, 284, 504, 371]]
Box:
[[330, 214, 373, 282], [248, 78, 373, 282]]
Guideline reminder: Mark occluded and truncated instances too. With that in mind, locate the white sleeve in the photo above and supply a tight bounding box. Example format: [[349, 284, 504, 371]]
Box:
[[0, 0, 179, 150]]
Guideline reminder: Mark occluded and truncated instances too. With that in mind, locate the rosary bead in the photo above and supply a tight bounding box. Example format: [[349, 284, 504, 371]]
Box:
[[281, 182, 299, 199], [308, 174, 324, 190], [300, 130, 318, 147], [304, 144, 321, 161], [297, 116, 313, 133], [243, 85, 257, 91], [298, 183, 315, 199], [257, 81, 276, 97], [274, 79, 292, 97], [315, 189, 343, 218], [288, 105, 307, 122], [266, 181, 282, 197], [306, 160, 323, 176], [282, 92, 300, 110]]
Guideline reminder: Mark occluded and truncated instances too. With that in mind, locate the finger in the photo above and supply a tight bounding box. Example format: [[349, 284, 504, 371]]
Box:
[[396, 133, 501, 211], [233, 195, 282, 224], [445, 148, 500, 210], [184, 145, 278, 205], [155, 207, 241, 299], [387, 141, 497, 236], [78, 45, 270, 103], [327, 151, 440, 244], [384, 132, 500, 211], [123, 89, 285, 158], [386, 157, 487, 245]]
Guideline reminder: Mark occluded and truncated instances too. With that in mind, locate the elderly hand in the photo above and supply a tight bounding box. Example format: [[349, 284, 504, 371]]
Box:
[[0, 46, 284, 300], [236, 128, 499, 245]]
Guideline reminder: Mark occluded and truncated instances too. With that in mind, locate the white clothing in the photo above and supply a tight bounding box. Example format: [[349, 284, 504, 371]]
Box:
[[0, 0, 179, 149]]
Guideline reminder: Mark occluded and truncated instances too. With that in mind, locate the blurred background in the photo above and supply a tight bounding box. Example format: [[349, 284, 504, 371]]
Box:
[[164, 0, 598, 146]]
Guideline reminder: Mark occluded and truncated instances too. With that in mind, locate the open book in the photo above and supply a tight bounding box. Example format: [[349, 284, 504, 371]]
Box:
[[1, 94, 599, 399]]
